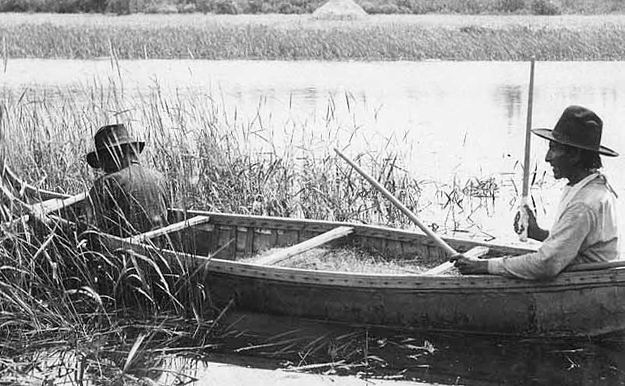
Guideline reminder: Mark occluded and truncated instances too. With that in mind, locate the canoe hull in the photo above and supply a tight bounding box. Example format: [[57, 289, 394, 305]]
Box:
[[94, 210, 625, 338], [204, 260, 625, 338]]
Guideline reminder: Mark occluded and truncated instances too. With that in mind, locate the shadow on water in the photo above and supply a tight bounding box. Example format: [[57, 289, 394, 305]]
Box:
[[15, 311, 625, 385], [202, 311, 625, 386]]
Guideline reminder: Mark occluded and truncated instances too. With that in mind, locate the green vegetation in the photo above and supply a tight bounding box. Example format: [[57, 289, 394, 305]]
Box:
[[1, 0, 624, 15], [3, 13, 625, 60]]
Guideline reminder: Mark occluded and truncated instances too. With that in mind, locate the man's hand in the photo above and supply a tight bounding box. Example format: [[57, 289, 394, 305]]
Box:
[[514, 205, 536, 234], [454, 253, 489, 275], [514, 205, 547, 241]]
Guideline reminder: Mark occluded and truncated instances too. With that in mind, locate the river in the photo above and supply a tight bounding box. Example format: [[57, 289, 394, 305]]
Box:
[[3, 59, 625, 385]]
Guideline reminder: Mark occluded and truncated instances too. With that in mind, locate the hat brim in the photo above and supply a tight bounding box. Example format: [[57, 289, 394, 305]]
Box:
[[87, 141, 145, 168], [532, 128, 618, 157]]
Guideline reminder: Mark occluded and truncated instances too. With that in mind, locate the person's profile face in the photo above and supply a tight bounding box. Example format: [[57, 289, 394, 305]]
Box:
[[545, 141, 575, 180]]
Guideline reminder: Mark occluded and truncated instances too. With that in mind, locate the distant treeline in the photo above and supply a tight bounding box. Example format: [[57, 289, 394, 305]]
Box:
[[1, 0, 624, 15]]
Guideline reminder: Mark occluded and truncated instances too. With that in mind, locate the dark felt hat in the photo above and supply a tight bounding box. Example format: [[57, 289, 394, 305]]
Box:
[[532, 105, 618, 157], [86, 124, 145, 168]]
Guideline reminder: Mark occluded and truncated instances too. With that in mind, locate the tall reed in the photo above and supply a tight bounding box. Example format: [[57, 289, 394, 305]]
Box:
[[1, 78, 502, 230], [0, 76, 507, 382]]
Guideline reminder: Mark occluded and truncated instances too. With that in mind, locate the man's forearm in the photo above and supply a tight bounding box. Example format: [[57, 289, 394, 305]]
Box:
[[530, 227, 549, 241]]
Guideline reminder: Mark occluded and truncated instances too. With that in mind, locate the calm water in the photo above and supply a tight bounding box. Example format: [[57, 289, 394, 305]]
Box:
[[118, 311, 625, 386], [4, 60, 625, 384]]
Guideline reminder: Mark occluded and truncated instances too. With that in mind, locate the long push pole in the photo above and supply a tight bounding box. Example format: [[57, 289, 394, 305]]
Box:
[[334, 148, 457, 257], [518, 59, 535, 242]]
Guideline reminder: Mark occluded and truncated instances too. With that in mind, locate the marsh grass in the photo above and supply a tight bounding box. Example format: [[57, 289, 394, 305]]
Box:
[[3, 14, 625, 60], [0, 206, 226, 383], [1, 77, 503, 231], [0, 76, 507, 382]]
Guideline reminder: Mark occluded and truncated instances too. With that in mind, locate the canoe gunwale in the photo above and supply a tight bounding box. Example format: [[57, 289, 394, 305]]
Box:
[[97, 228, 625, 291], [174, 209, 539, 255]]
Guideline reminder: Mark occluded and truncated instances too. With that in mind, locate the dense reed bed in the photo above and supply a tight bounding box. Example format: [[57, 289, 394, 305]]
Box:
[[1, 79, 500, 231], [0, 211, 224, 383], [3, 13, 625, 60]]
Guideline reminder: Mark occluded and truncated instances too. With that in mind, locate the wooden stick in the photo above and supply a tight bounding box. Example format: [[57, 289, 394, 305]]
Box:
[[2, 36, 7, 74], [0, 179, 87, 226], [518, 58, 535, 242], [334, 148, 457, 257], [124, 215, 211, 244], [30, 191, 89, 215], [255, 226, 354, 265], [423, 246, 489, 275], [522, 59, 535, 199]]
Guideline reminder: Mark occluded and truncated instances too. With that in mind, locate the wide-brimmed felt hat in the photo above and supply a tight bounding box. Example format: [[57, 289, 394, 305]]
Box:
[[532, 105, 618, 157], [87, 124, 145, 168]]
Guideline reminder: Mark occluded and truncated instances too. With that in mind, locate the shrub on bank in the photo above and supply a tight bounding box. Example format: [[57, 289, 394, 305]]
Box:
[[531, 0, 560, 15], [0, 0, 618, 14]]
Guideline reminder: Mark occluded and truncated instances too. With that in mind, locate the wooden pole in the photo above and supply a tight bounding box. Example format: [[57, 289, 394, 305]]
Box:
[[518, 58, 535, 242], [2, 36, 7, 74], [334, 148, 457, 257], [125, 215, 211, 244]]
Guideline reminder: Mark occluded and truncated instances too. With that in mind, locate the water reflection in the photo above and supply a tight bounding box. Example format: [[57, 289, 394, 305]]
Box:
[[497, 84, 523, 132], [205, 312, 625, 386]]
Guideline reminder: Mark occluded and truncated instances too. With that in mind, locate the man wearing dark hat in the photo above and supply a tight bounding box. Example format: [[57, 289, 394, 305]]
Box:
[[455, 105, 619, 279], [86, 123, 169, 238]]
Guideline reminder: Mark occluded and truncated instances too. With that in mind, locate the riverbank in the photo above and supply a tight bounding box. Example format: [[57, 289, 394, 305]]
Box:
[[0, 0, 617, 15], [2, 13, 625, 60]]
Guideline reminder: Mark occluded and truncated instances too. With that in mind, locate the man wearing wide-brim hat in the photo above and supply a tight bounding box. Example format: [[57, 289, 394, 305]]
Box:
[[86, 123, 169, 238], [455, 105, 619, 280]]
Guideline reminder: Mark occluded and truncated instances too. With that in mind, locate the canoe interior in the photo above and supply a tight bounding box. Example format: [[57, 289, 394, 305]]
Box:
[[162, 209, 534, 267]]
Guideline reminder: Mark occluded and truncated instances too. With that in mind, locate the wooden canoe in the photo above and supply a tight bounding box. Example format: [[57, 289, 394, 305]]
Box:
[[92, 209, 625, 339], [3, 164, 625, 339]]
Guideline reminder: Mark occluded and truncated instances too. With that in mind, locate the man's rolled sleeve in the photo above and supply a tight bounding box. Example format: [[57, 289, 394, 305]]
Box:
[[487, 203, 593, 280]]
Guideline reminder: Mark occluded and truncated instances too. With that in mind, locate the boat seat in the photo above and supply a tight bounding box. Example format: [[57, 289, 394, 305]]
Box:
[[32, 191, 89, 214], [124, 215, 211, 244]]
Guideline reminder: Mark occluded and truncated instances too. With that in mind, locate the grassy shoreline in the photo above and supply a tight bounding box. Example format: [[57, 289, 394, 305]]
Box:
[[0, 0, 619, 16], [3, 13, 625, 60]]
